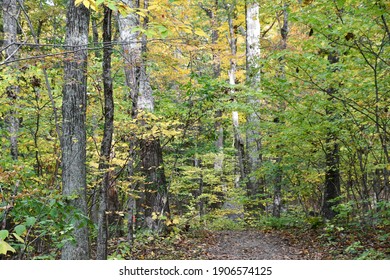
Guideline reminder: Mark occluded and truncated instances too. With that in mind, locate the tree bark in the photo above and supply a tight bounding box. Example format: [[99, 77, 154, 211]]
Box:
[[96, 6, 114, 260], [322, 132, 341, 219], [61, 0, 90, 260], [209, 1, 223, 173], [118, 0, 169, 232], [2, 0, 20, 161], [245, 0, 263, 215], [321, 52, 341, 220], [225, 3, 245, 189], [273, 4, 289, 218]]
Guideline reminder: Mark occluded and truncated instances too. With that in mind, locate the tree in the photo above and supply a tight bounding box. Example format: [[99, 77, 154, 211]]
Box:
[[272, 3, 289, 218], [118, 0, 170, 232], [245, 0, 263, 216], [96, 5, 114, 260], [2, 0, 20, 161], [321, 51, 341, 219], [61, 0, 90, 260]]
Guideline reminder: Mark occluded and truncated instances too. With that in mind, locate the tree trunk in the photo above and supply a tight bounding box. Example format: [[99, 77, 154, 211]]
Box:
[[201, 1, 223, 171], [321, 52, 341, 220], [118, 0, 169, 232], [61, 0, 90, 260], [210, 2, 223, 174], [225, 3, 245, 190], [2, 0, 20, 161], [141, 138, 170, 231], [245, 1, 263, 215], [273, 4, 289, 218], [91, 15, 100, 58], [322, 132, 341, 219], [96, 6, 114, 260]]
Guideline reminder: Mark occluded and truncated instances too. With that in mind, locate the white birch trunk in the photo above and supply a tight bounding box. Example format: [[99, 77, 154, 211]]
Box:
[[245, 1, 263, 213], [117, 0, 154, 114]]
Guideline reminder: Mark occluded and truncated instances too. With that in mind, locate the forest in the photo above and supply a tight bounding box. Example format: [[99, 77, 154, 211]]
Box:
[[0, 0, 389, 260]]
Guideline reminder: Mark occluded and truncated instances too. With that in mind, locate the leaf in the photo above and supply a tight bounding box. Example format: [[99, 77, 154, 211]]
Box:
[[194, 29, 207, 37], [82, 0, 90, 9], [107, 2, 117, 12], [0, 230, 9, 240], [90, 1, 97, 11], [182, 26, 192, 34], [14, 224, 27, 236], [118, 3, 132, 15], [0, 240, 16, 255], [75, 0, 84, 6], [136, 11, 147, 17], [336, 0, 346, 7], [12, 233, 25, 243], [26, 217, 36, 227]]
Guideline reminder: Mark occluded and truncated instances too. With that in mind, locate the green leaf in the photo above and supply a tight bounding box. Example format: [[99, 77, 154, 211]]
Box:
[[26, 217, 36, 227], [14, 225, 27, 236], [0, 230, 9, 240], [336, 0, 346, 7], [107, 2, 117, 12], [12, 233, 25, 243], [0, 240, 16, 255]]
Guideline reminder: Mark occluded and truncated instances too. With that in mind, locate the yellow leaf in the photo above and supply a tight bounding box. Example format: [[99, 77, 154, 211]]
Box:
[[75, 0, 83, 6], [136, 11, 147, 17], [148, 4, 159, 11], [182, 27, 192, 34], [0, 240, 16, 255], [194, 29, 207, 37], [82, 0, 90, 9], [12, 233, 24, 244], [90, 1, 97, 11]]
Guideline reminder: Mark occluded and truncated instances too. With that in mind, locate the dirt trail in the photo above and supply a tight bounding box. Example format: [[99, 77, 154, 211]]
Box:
[[206, 230, 312, 260]]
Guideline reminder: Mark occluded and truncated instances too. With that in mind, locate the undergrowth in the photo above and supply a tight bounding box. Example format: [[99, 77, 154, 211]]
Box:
[[256, 203, 390, 260]]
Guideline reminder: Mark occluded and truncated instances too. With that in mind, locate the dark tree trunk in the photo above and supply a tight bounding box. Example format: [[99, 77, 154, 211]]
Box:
[[141, 138, 170, 231], [96, 6, 114, 260], [322, 52, 341, 220], [322, 134, 341, 219], [61, 0, 90, 260], [91, 15, 100, 58]]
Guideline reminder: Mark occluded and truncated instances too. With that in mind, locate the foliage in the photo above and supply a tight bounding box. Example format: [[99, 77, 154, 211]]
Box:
[[0, 0, 389, 259], [108, 227, 211, 260]]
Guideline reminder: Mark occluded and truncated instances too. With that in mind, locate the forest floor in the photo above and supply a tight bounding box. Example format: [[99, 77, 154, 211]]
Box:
[[121, 224, 389, 260], [204, 230, 318, 260], [123, 228, 325, 260]]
